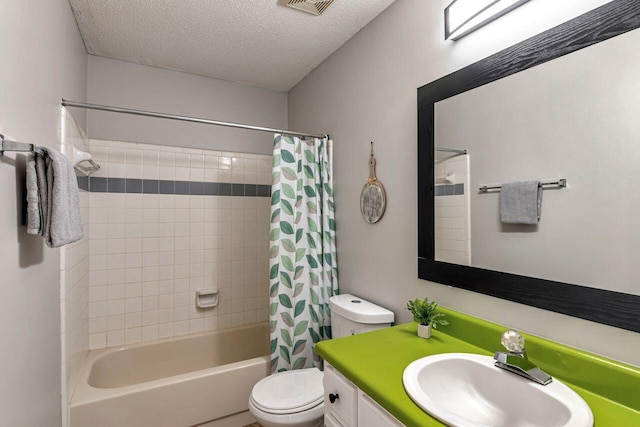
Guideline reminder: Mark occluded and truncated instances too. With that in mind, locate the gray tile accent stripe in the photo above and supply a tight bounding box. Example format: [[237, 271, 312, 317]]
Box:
[[81, 176, 271, 197], [175, 181, 190, 195], [77, 175, 89, 191], [190, 182, 205, 195], [219, 183, 231, 196], [435, 183, 464, 196], [232, 184, 244, 196], [108, 178, 125, 193], [90, 177, 107, 192], [256, 185, 270, 197], [245, 184, 257, 196], [143, 180, 159, 194], [159, 180, 174, 194], [126, 179, 142, 193], [205, 183, 218, 196]]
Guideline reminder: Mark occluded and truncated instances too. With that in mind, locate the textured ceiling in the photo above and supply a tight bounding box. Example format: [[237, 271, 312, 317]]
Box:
[[69, 0, 396, 91]]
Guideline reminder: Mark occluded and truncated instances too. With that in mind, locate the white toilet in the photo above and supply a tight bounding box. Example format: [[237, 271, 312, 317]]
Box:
[[249, 294, 394, 427]]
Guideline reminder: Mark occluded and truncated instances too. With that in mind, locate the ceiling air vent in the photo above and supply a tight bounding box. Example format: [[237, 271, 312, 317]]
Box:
[[285, 0, 335, 16]]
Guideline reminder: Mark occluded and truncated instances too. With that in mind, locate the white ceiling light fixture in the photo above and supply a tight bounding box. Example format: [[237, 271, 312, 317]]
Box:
[[445, 0, 531, 41], [285, 0, 336, 16]]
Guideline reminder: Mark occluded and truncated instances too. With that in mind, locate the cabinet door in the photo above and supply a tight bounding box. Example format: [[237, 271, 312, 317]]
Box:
[[324, 364, 358, 427], [357, 391, 404, 427], [324, 413, 345, 427]]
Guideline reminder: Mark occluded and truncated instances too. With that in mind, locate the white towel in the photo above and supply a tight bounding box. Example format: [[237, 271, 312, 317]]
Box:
[[26, 147, 84, 247]]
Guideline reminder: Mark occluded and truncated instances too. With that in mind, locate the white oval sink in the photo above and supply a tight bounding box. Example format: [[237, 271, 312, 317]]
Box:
[[403, 353, 593, 427]]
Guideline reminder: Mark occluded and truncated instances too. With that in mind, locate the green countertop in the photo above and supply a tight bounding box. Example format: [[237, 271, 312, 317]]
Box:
[[316, 308, 640, 427]]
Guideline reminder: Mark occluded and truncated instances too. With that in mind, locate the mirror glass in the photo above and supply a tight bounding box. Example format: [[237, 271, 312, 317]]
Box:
[[433, 27, 640, 296]]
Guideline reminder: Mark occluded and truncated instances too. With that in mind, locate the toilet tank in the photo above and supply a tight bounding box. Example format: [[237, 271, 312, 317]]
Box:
[[330, 294, 394, 338]]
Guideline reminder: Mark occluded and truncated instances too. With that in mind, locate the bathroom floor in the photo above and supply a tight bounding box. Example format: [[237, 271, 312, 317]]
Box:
[[242, 423, 262, 427]]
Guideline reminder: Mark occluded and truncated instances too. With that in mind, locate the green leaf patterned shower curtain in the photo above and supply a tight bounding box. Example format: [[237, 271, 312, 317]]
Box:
[[269, 134, 338, 373]]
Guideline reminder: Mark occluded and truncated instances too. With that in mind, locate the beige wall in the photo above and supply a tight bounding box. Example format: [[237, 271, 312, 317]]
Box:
[[0, 1, 88, 426], [86, 56, 288, 155], [288, 0, 640, 367]]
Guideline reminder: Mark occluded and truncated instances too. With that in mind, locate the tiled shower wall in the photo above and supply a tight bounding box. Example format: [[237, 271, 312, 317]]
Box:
[[60, 108, 90, 421], [434, 154, 471, 265], [86, 139, 272, 349]]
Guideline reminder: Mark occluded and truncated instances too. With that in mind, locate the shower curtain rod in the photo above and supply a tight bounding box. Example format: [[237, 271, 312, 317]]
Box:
[[61, 99, 329, 140], [435, 147, 467, 155]]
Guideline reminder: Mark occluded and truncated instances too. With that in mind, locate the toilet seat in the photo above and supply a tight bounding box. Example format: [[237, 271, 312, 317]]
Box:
[[250, 368, 324, 415]]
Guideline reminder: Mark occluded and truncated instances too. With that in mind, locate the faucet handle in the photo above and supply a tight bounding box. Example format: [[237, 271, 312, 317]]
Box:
[[501, 329, 525, 354]]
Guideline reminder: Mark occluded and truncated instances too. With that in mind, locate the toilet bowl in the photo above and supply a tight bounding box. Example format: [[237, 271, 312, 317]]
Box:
[[249, 294, 394, 427], [249, 368, 324, 427]]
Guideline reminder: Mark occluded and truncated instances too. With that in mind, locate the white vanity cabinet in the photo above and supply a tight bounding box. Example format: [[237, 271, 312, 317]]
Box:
[[324, 364, 403, 427], [324, 364, 358, 426], [357, 390, 403, 427]]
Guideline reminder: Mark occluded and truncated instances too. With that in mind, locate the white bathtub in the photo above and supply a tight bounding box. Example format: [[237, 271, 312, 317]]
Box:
[[70, 323, 270, 427]]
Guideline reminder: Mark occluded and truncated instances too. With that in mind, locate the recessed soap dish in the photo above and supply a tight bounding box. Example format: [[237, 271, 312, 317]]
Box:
[[195, 289, 219, 309]]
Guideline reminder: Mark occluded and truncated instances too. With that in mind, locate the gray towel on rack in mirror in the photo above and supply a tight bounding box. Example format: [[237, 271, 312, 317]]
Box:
[[25, 147, 84, 247], [500, 181, 542, 225]]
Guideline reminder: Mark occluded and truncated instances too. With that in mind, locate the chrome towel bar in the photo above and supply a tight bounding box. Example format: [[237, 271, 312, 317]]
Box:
[[1, 134, 100, 175], [479, 179, 567, 193], [0, 134, 36, 156]]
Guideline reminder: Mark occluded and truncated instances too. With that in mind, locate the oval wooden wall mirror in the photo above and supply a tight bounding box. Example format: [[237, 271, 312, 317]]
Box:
[[361, 142, 386, 223]]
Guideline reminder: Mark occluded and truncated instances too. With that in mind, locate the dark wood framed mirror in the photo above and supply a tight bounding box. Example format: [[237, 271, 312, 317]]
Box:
[[418, 0, 640, 333]]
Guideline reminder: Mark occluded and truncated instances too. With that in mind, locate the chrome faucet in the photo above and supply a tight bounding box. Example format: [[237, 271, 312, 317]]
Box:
[[494, 330, 552, 386]]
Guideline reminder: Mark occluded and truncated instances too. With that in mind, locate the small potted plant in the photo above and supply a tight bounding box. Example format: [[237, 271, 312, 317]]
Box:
[[406, 297, 448, 338]]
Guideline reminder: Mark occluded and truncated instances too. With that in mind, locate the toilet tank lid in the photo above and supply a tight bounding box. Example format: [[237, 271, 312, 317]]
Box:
[[330, 294, 394, 324]]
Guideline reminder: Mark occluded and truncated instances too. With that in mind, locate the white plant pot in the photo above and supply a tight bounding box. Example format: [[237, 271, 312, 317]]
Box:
[[417, 324, 432, 339]]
